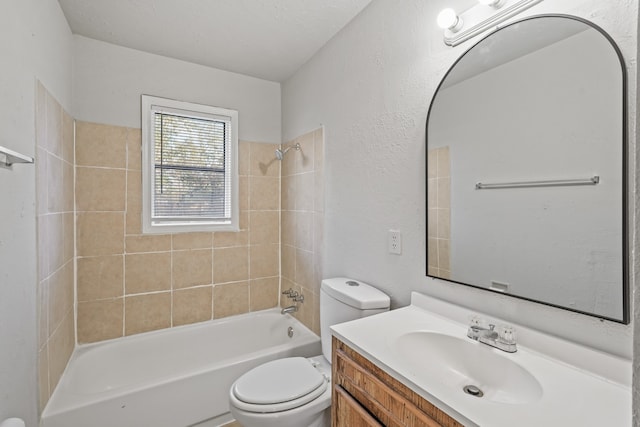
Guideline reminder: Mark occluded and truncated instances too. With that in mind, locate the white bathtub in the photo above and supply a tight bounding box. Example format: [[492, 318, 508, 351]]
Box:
[[41, 309, 321, 427]]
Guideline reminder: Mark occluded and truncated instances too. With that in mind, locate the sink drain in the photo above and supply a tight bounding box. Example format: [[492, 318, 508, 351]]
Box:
[[463, 385, 484, 397]]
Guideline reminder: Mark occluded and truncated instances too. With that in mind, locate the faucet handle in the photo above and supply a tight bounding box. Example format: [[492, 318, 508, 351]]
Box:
[[468, 315, 482, 328], [498, 325, 517, 343], [467, 315, 483, 339], [282, 288, 299, 299]]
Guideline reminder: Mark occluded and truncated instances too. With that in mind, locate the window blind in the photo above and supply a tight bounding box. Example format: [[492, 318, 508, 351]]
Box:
[[151, 109, 232, 221]]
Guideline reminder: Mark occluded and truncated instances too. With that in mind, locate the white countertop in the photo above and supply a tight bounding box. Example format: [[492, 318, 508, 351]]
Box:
[[331, 292, 631, 427]]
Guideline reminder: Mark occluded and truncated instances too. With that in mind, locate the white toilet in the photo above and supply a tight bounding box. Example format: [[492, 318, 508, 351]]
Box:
[[228, 277, 390, 427]]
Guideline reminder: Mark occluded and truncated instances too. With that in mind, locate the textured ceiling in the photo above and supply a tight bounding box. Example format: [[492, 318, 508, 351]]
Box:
[[58, 0, 372, 82]]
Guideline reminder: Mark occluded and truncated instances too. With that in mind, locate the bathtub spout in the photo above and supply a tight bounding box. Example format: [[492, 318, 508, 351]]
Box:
[[281, 305, 297, 315]]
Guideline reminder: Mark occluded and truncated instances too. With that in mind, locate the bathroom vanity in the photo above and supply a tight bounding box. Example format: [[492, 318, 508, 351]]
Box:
[[330, 292, 631, 426]]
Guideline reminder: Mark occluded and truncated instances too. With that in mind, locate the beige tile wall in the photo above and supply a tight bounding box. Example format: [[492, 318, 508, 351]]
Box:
[[427, 147, 451, 278], [35, 81, 75, 412], [75, 121, 281, 343], [280, 128, 324, 334]]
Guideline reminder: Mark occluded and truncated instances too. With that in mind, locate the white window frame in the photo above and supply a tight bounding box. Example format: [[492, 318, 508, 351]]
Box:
[[141, 95, 239, 234]]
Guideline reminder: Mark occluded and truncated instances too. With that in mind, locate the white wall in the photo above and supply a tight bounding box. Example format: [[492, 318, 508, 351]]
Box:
[[73, 36, 281, 143], [0, 1, 72, 425], [282, 0, 636, 360]]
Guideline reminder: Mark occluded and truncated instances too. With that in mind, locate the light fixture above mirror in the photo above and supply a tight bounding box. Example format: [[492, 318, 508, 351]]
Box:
[[437, 0, 543, 46], [437, 8, 464, 32]]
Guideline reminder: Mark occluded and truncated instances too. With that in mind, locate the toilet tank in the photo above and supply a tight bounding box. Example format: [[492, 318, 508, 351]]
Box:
[[320, 278, 390, 361]]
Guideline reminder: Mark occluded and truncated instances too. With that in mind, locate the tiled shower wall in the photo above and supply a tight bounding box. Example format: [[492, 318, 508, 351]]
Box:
[[280, 128, 324, 335], [75, 121, 281, 343], [35, 82, 75, 411], [427, 147, 451, 278]]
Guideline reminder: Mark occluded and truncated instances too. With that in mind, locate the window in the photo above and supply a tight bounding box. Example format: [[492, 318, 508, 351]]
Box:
[[141, 95, 238, 233]]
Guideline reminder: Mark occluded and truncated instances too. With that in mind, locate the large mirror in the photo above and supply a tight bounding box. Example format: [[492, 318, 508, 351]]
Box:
[[426, 15, 628, 323]]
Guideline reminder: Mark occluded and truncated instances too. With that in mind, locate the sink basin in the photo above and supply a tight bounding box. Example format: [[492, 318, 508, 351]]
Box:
[[394, 331, 543, 404]]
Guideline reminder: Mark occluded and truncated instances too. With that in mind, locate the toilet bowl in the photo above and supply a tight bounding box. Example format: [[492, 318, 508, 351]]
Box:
[[229, 356, 331, 427], [228, 278, 390, 427]]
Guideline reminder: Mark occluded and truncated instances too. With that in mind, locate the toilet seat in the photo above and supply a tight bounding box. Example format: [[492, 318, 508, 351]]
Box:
[[230, 357, 329, 413]]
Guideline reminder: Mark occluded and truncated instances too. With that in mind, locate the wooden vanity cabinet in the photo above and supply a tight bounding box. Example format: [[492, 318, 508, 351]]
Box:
[[331, 337, 463, 427]]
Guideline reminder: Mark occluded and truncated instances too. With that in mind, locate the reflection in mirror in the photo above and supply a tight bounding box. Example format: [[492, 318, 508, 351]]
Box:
[[426, 16, 628, 323]]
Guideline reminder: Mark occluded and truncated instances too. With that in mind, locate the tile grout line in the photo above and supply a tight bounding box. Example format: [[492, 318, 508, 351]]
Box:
[[122, 130, 130, 338]]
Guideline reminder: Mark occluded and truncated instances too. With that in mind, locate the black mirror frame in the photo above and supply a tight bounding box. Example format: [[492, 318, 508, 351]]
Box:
[[425, 14, 629, 324]]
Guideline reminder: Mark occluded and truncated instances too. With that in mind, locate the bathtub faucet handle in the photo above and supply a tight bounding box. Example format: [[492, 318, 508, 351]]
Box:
[[282, 288, 300, 300], [293, 294, 304, 303]]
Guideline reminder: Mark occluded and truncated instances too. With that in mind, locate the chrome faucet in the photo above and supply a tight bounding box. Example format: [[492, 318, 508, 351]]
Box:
[[467, 317, 517, 353], [281, 305, 298, 315], [281, 288, 304, 315]]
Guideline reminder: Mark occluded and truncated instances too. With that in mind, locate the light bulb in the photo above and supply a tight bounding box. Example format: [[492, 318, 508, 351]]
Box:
[[478, 0, 505, 8], [437, 8, 463, 32]]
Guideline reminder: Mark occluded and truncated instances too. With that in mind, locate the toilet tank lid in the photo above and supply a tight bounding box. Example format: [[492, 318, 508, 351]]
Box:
[[321, 278, 390, 310]]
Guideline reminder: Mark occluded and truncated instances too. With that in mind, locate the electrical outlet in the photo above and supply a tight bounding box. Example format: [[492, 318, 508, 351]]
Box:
[[388, 230, 402, 255]]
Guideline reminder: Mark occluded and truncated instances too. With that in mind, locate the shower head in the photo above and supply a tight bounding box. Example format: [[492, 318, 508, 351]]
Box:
[[275, 143, 300, 160]]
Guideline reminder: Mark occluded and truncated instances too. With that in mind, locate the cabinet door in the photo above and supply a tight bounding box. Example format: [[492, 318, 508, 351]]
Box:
[[333, 385, 383, 427], [332, 337, 464, 427]]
